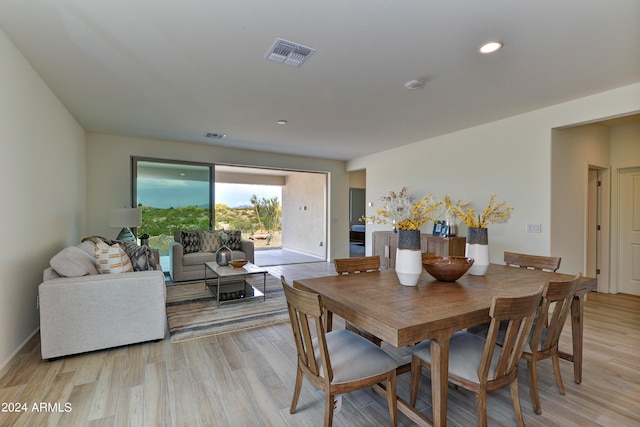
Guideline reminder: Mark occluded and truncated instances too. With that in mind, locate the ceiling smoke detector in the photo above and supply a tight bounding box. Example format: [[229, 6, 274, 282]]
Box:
[[266, 38, 316, 67], [404, 79, 425, 90], [203, 132, 226, 139]]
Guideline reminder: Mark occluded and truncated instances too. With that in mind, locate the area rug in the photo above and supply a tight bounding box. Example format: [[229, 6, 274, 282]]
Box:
[[166, 274, 289, 343]]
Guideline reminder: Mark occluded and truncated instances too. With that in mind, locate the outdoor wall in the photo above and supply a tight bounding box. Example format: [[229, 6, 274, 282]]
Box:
[[348, 83, 640, 278], [86, 134, 349, 261], [0, 29, 86, 370], [282, 172, 327, 258]]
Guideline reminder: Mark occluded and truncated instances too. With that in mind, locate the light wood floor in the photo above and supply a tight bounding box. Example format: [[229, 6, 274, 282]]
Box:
[[1, 262, 639, 427]]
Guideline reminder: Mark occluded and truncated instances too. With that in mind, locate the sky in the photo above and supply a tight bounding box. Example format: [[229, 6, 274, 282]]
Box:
[[136, 179, 281, 208]]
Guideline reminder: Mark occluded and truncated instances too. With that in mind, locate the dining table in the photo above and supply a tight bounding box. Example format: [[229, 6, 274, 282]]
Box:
[[293, 263, 597, 427]]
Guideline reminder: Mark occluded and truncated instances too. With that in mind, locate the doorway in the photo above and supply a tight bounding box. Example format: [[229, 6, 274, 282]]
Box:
[[586, 168, 603, 280]]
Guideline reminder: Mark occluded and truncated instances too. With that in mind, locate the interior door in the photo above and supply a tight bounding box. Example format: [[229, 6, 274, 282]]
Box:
[[619, 167, 640, 296]]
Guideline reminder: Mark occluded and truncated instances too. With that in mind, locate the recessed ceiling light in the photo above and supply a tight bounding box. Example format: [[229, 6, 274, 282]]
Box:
[[404, 79, 425, 90], [277, 120, 288, 125], [479, 42, 503, 54]]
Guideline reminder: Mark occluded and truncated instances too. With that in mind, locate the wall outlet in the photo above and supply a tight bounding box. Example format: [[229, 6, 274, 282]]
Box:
[[526, 224, 542, 233]]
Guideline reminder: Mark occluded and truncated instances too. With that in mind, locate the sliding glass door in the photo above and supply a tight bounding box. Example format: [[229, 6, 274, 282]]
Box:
[[133, 159, 212, 256]]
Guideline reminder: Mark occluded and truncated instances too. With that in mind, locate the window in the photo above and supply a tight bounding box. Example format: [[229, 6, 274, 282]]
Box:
[[133, 159, 212, 255]]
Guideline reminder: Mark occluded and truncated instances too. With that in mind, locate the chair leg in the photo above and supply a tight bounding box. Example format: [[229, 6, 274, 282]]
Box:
[[475, 390, 488, 427], [325, 310, 333, 332], [409, 356, 422, 407], [290, 367, 303, 413], [528, 359, 542, 415], [324, 392, 335, 427], [510, 379, 525, 427], [552, 353, 566, 395], [386, 370, 398, 427]]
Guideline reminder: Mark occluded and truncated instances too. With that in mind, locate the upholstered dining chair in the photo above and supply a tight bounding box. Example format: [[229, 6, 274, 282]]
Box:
[[280, 276, 398, 427], [332, 256, 384, 346], [467, 251, 561, 336], [518, 274, 581, 415], [409, 288, 544, 427]]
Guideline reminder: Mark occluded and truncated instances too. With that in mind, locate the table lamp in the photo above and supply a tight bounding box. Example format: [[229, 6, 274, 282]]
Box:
[[109, 208, 142, 242]]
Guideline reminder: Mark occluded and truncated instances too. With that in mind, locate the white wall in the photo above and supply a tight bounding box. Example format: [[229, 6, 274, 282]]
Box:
[[85, 134, 349, 260], [551, 126, 610, 280], [0, 29, 86, 369], [282, 172, 327, 257], [610, 123, 640, 293], [348, 83, 640, 277]]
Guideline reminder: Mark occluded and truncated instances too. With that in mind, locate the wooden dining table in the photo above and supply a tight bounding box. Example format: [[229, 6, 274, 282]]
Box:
[[293, 263, 597, 427]]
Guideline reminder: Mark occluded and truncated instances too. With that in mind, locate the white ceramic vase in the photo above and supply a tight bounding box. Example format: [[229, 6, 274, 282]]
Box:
[[395, 248, 422, 286], [465, 227, 489, 275], [465, 244, 489, 275]]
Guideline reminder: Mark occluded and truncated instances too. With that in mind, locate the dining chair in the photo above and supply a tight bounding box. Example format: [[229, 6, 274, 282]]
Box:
[[281, 276, 398, 427], [332, 256, 384, 346], [467, 251, 561, 336], [519, 274, 581, 415], [504, 251, 562, 272], [409, 288, 544, 427]]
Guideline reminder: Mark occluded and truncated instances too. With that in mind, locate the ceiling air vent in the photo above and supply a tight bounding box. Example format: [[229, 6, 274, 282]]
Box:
[[266, 38, 316, 67], [203, 132, 226, 139]]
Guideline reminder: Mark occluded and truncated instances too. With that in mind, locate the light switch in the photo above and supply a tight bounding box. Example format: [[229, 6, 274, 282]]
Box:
[[526, 224, 542, 233]]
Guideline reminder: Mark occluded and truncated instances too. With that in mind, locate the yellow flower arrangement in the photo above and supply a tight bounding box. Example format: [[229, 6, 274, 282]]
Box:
[[439, 195, 472, 224], [362, 187, 442, 231], [448, 194, 513, 228]]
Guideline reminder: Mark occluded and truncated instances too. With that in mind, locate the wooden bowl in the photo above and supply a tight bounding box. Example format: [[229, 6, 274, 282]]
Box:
[[422, 256, 474, 282], [229, 259, 248, 268]]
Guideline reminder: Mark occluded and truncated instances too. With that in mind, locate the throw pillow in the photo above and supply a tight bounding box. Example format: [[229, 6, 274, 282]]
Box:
[[181, 231, 201, 254], [120, 241, 158, 271], [50, 246, 99, 277], [200, 230, 222, 252], [218, 229, 242, 250], [94, 239, 134, 274]]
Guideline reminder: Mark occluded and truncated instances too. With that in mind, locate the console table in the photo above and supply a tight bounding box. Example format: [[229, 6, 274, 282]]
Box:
[[372, 231, 466, 269]]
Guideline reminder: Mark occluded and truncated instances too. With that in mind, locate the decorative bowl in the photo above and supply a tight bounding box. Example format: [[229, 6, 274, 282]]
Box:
[[229, 259, 248, 268], [422, 256, 474, 282]]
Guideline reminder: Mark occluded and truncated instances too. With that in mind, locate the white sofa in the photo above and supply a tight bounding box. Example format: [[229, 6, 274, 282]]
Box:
[[39, 240, 167, 360]]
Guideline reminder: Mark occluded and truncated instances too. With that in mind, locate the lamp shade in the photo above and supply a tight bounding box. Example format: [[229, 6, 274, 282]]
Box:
[[109, 208, 142, 228]]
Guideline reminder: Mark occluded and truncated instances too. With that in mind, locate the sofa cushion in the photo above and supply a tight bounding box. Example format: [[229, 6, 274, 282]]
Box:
[[201, 230, 222, 252], [50, 246, 99, 277], [181, 231, 201, 254], [183, 251, 216, 266], [94, 240, 134, 274], [219, 229, 242, 250], [120, 241, 158, 271], [78, 240, 96, 257]]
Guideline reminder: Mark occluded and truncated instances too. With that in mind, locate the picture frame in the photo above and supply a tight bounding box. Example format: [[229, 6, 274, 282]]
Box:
[[432, 221, 444, 236]]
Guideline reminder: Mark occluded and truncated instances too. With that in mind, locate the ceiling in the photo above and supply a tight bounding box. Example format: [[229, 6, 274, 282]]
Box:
[[1, 1, 638, 161]]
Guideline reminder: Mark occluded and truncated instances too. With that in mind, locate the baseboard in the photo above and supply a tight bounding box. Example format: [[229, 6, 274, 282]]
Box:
[[0, 327, 40, 375]]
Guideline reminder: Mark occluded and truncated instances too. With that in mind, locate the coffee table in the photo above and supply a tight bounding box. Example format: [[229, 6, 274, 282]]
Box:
[[204, 261, 268, 307]]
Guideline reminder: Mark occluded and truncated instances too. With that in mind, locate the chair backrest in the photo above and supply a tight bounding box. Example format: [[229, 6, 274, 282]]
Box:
[[334, 256, 380, 274], [529, 274, 581, 354], [480, 288, 544, 383], [504, 251, 561, 272], [281, 276, 333, 383]]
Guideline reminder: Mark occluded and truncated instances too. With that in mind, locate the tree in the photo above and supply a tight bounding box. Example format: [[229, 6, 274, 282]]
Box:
[[250, 195, 281, 233]]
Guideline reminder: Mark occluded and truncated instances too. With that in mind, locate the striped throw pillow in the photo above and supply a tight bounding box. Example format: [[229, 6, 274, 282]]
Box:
[[94, 239, 134, 274], [201, 230, 222, 252]]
